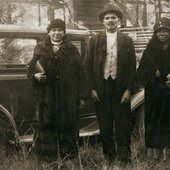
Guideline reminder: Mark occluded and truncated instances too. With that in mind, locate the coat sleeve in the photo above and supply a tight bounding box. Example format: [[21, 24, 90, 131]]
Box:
[[83, 36, 96, 93], [71, 44, 86, 99], [126, 36, 136, 92], [137, 49, 156, 86], [26, 44, 44, 82]]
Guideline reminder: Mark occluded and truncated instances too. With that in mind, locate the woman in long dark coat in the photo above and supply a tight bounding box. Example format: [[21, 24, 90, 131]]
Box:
[[137, 17, 170, 160], [27, 19, 85, 167]]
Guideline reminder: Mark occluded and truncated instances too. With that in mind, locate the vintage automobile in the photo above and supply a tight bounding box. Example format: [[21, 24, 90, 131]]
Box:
[[0, 25, 145, 149]]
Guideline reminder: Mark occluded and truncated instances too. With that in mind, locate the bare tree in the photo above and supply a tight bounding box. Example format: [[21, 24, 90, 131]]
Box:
[[157, 0, 162, 20], [0, 0, 15, 24], [143, 0, 147, 26], [153, 0, 162, 22]]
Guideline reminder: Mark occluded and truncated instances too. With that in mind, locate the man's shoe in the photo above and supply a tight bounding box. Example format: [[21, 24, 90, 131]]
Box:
[[118, 147, 131, 161]]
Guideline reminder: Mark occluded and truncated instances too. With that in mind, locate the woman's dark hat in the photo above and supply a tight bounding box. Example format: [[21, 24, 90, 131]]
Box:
[[47, 19, 66, 33], [153, 17, 170, 32], [99, 4, 123, 21]]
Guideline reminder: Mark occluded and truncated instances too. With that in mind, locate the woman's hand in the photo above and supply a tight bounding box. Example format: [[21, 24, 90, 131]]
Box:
[[165, 73, 170, 88], [34, 73, 46, 82], [166, 80, 170, 88], [167, 73, 170, 81]]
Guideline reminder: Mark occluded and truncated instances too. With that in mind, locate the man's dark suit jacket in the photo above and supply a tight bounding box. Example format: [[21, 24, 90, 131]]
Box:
[[84, 31, 136, 101]]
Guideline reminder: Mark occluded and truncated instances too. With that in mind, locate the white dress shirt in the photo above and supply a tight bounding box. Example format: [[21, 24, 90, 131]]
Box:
[[104, 31, 118, 80]]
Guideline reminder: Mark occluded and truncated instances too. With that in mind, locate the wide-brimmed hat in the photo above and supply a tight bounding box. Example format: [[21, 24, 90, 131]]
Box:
[[47, 18, 66, 33], [153, 17, 170, 32], [99, 4, 123, 21]]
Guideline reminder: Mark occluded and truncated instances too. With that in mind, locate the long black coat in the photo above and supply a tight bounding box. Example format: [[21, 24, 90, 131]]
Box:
[[137, 36, 170, 148], [84, 31, 136, 158], [27, 35, 85, 133], [84, 31, 136, 101]]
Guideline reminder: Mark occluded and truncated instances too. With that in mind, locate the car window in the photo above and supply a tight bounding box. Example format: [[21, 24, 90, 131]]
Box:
[[0, 38, 36, 65]]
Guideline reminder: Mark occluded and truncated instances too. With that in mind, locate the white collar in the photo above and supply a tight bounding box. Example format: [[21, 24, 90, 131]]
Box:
[[106, 31, 117, 37], [51, 40, 63, 46]]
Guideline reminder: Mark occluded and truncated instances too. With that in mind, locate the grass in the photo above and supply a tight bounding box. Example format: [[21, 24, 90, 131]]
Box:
[[0, 135, 170, 170]]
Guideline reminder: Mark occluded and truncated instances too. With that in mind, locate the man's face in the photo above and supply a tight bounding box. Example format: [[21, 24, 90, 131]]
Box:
[[156, 28, 170, 43], [102, 13, 119, 32], [49, 28, 64, 42]]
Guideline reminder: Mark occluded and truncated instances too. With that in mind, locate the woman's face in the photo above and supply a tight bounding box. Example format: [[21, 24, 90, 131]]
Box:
[[156, 28, 170, 43], [49, 28, 64, 42]]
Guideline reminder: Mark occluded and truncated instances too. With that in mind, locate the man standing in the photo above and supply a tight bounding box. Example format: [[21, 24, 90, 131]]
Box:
[[84, 4, 136, 162]]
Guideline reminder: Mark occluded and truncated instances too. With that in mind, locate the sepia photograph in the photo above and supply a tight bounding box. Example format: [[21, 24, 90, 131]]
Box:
[[0, 0, 170, 169]]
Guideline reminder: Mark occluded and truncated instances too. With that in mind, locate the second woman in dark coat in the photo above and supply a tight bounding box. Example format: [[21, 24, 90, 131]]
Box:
[[137, 17, 170, 161]]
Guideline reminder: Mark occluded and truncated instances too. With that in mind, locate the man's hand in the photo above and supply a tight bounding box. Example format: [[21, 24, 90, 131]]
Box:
[[156, 70, 161, 77], [78, 99, 86, 109], [121, 89, 131, 104], [34, 73, 46, 82], [91, 89, 100, 102]]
